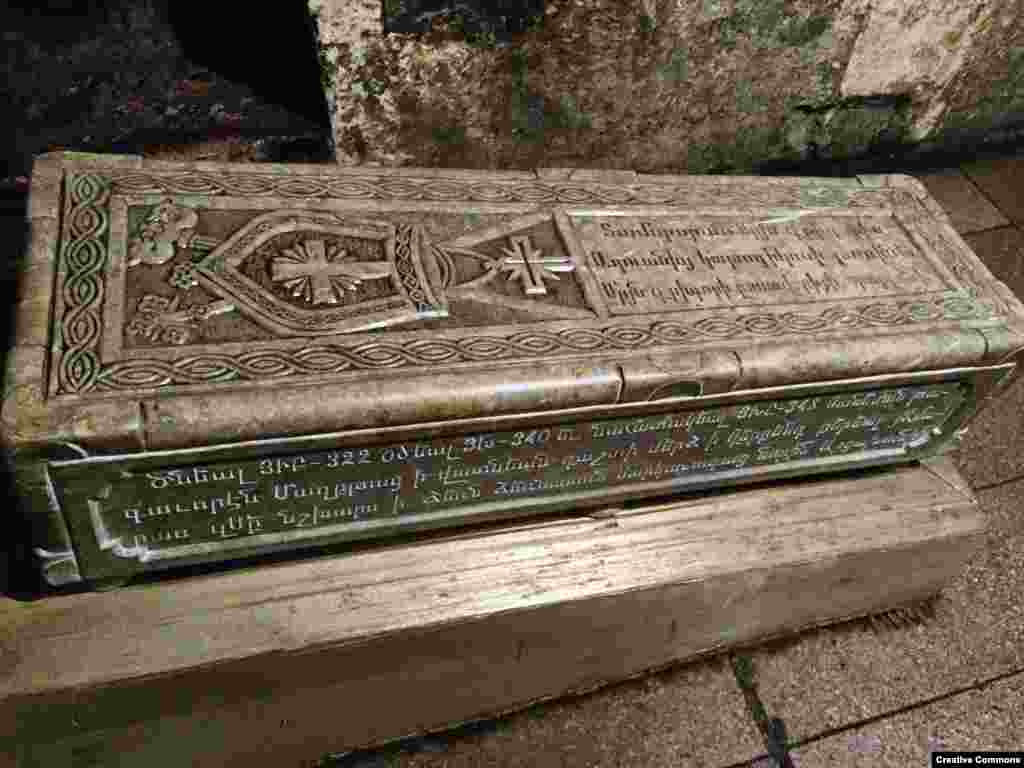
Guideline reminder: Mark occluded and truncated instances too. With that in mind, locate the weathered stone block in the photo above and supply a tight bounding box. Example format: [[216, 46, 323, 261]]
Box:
[[314, 0, 1024, 170], [4, 152, 1023, 587]]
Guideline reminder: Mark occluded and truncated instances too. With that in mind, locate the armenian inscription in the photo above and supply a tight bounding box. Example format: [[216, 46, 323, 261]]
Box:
[[49, 381, 966, 568], [575, 216, 949, 314]]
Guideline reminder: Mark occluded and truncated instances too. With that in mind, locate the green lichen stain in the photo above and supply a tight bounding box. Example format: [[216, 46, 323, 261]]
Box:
[[702, 0, 725, 17], [659, 49, 689, 82], [509, 49, 546, 143], [731, 654, 756, 688], [127, 206, 151, 241], [720, 0, 832, 51], [824, 102, 909, 157], [688, 123, 797, 173], [318, 48, 335, 90], [639, 13, 656, 34], [433, 124, 467, 145], [736, 80, 767, 113], [364, 79, 386, 97], [800, 186, 851, 207], [784, 110, 820, 155], [812, 60, 837, 104], [940, 46, 1024, 137], [550, 95, 592, 131], [776, 14, 831, 47]]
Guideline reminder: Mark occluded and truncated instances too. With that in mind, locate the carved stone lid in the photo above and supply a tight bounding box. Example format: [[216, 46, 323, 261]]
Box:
[[4, 154, 1023, 451]]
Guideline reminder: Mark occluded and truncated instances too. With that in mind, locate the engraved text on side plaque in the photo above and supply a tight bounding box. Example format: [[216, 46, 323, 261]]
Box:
[[48, 381, 966, 577]]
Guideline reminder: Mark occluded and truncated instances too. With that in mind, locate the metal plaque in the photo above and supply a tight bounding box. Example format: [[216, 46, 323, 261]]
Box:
[[47, 375, 976, 583]]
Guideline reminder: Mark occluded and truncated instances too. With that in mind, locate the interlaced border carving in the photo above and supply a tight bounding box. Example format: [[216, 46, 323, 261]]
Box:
[[57, 174, 110, 394], [110, 173, 884, 209], [90, 297, 991, 389], [394, 224, 433, 311]]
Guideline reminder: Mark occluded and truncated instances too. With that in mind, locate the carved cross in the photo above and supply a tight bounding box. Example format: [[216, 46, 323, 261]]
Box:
[[499, 236, 575, 295], [272, 239, 393, 305]]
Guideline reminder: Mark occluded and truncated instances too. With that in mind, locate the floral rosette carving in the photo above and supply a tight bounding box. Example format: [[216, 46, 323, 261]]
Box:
[[169, 262, 200, 290], [128, 199, 199, 267]]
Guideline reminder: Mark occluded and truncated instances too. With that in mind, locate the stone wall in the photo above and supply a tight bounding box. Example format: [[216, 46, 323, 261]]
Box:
[[313, 0, 1024, 171]]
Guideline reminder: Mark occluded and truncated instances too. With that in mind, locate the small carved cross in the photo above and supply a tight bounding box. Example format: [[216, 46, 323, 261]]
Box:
[[499, 235, 575, 296], [272, 239, 393, 305]]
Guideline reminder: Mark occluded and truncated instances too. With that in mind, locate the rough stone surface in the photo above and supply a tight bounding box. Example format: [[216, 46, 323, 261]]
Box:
[[317, 0, 1024, 170], [789, 673, 1024, 765], [746, 476, 1024, 743]]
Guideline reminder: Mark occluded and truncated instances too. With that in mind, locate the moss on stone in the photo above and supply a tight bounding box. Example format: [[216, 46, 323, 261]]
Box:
[[364, 79, 386, 97], [687, 124, 794, 173], [318, 47, 335, 90], [783, 111, 821, 156], [550, 95, 592, 131], [940, 46, 1024, 137], [775, 15, 831, 47], [719, 0, 832, 51], [732, 124, 791, 168], [509, 50, 545, 143], [736, 80, 767, 113], [658, 49, 689, 83], [821, 102, 909, 158], [432, 124, 467, 145]]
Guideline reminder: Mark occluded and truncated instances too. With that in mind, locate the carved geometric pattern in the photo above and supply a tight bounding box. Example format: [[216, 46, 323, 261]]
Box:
[[271, 239, 392, 305], [109, 173, 885, 209], [193, 212, 441, 336], [91, 296, 992, 389], [394, 224, 433, 312], [57, 174, 110, 394], [499, 235, 574, 295]]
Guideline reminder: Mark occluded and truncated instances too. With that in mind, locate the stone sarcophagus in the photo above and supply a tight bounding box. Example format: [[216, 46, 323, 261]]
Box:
[[5, 153, 1023, 588]]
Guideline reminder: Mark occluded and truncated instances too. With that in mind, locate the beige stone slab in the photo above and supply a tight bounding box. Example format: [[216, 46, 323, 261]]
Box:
[[749, 476, 1024, 743], [789, 673, 1024, 765], [916, 170, 1009, 235], [345, 657, 763, 768]]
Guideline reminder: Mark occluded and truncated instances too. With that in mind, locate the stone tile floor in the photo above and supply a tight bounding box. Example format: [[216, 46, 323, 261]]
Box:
[[314, 155, 1024, 768]]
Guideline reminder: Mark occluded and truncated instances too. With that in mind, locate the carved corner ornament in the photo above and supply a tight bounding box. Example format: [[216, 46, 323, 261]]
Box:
[[127, 199, 199, 267], [127, 294, 236, 346]]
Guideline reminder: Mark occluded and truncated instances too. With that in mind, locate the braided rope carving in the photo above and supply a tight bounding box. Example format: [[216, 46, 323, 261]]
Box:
[[92, 296, 989, 389], [57, 174, 110, 393]]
